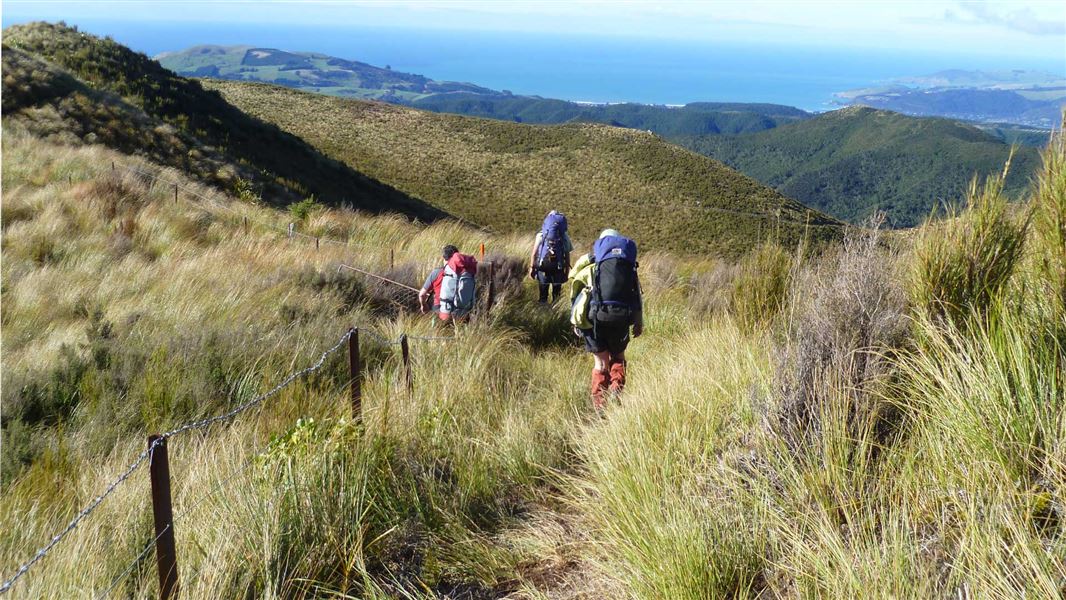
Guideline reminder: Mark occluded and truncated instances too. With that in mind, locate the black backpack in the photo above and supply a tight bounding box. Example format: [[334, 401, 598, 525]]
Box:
[[589, 235, 639, 326]]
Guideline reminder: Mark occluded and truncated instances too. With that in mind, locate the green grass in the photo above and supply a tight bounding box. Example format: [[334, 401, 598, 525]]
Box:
[[205, 79, 844, 257]]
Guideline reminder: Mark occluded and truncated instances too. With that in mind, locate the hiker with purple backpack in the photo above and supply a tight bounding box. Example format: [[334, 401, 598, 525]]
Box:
[[528, 210, 573, 304], [569, 229, 643, 411]]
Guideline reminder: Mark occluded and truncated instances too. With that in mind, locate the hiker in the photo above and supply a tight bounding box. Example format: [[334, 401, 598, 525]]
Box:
[[419, 245, 478, 321], [528, 210, 573, 303], [569, 229, 643, 410]]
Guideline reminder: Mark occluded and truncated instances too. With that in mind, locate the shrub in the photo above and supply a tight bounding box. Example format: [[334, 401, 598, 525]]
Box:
[[772, 220, 908, 455], [288, 196, 320, 221]]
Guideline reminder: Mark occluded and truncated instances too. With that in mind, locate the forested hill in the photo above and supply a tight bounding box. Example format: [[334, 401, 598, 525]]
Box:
[[677, 107, 1041, 227], [409, 93, 810, 136]]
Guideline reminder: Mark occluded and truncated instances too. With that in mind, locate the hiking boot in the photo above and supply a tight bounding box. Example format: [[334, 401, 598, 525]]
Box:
[[590, 368, 610, 411]]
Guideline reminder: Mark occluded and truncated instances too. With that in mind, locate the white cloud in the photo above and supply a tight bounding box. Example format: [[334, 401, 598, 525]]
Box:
[[956, 0, 1065, 36]]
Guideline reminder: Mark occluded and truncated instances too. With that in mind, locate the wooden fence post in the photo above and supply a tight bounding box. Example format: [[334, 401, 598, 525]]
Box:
[[348, 328, 361, 424], [243, 216, 248, 231], [147, 435, 179, 600], [316, 237, 320, 250], [400, 334, 413, 394], [111, 161, 115, 171], [173, 184, 178, 204], [390, 248, 395, 270], [486, 261, 496, 314]]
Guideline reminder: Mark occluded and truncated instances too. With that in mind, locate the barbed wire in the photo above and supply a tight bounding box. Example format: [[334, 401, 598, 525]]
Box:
[[0, 442, 159, 595], [5, 162, 487, 594], [0, 330, 353, 595], [156, 330, 352, 439]]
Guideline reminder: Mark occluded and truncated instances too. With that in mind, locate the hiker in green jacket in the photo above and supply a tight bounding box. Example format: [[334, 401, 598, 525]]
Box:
[[570, 229, 643, 410]]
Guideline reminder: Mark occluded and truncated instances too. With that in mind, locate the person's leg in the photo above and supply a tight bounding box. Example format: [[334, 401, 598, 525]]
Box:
[[608, 351, 627, 394], [606, 327, 631, 396], [550, 283, 562, 303], [537, 275, 549, 303], [590, 350, 611, 410]]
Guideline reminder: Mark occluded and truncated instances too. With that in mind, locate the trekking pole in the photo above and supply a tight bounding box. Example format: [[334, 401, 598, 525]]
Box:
[[338, 264, 420, 293]]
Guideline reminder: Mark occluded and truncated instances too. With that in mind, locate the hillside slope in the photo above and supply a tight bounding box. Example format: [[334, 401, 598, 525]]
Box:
[[2, 22, 443, 220], [205, 80, 843, 256], [679, 107, 1041, 227]]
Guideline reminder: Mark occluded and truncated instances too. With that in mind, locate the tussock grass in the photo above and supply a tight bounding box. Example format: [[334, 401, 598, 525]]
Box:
[[910, 159, 1032, 327], [4, 106, 1066, 599]]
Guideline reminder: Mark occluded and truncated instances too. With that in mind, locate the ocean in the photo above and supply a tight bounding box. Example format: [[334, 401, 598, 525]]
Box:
[[4, 18, 1064, 111]]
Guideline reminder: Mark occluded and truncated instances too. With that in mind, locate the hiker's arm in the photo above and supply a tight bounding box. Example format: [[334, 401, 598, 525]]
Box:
[[632, 271, 644, 337], [528, 235, 541, 279], [569, 252, 592, 281]]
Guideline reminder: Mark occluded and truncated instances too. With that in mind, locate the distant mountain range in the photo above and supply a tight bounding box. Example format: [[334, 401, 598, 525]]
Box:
[[4, 22, 838, 257], [836, 69, 1065, 128], [56, 39, 1060, 229]]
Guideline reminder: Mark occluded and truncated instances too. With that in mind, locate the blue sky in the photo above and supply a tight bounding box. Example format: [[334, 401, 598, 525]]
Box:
[[3, 0, 1064, 63]]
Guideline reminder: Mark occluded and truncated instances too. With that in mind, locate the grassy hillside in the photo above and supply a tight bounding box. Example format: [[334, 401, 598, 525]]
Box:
[[3, 22, 442, 220], [679, 106, 1041, 227], [157, 45, 495, 101], [205, 79, 843, 256], [3, 119, 1064, 598]]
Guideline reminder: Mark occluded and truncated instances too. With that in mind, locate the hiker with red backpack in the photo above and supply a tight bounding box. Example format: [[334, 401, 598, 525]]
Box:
[[419, 245, 478, 321], [529, 210, 573, 304], [569, 229, 643, 411]]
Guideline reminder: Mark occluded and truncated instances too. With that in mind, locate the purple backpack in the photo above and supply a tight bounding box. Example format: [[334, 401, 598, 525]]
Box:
[[536, 212, 568, 272]]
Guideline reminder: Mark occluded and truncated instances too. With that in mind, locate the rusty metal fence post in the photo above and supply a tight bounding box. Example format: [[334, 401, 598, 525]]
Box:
[[147, 435, 179, 600]]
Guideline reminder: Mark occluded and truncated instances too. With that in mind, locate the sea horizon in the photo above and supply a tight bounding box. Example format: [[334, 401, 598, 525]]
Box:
[[3, 17, 1064, 112]]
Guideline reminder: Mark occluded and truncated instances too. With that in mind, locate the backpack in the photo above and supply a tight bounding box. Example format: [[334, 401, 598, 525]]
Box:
[[536, 212, 568, 274], [589, 235, 638, 326], [440, 253, 478, 319]]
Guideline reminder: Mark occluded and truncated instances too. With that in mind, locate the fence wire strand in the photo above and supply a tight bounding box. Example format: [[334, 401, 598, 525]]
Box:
[[4, 160, 476, 594], [0, 331, 352, 595]]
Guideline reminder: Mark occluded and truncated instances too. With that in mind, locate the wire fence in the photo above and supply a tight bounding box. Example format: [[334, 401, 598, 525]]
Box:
[[0, 315, 459, 596], [119, 164, 457, 261]]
